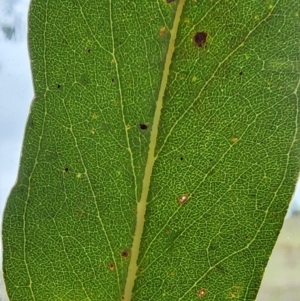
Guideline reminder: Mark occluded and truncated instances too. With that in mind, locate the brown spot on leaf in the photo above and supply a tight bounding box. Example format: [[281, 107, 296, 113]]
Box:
[[159, 26, 166, 37], [178, 194, 189, 205], [194, 31, 207, 47], [139, 123, 148, 130], [197, 288, 207, 298], [121, 250, 129, 258], [109, 263, 114, 270], [166, 0, 176, 3]]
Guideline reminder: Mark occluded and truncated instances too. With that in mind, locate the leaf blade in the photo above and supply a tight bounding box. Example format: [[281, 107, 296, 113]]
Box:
[[3, 1, 300, 301]]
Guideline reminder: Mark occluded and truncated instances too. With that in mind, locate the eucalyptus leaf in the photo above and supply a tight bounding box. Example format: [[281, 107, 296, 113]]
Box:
[[3, 0, 300, 300]]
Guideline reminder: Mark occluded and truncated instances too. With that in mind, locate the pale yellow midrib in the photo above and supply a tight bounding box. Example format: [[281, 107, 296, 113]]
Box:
[[123, 1, 186, 300]]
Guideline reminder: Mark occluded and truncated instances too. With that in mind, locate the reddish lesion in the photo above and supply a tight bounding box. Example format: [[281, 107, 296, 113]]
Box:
[[109, 263, 115, 270]]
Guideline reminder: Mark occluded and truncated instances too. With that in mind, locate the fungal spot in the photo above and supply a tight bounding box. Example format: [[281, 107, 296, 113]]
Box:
[[197, 288, 207, 298], [139, 123, 148, 130], [178, 194, 189, 205], [57, 84, 61, 89], [231, 136, 239, 144], [228, 285, 243, 299], [239, 71, 243, 76], [194, 31, 207, 47], [77, 211, 83, 217], [109, 263, 114, 270], [159, 26, 166, 37], [64, 167, 69, 172], [121, 250, 129, 258]]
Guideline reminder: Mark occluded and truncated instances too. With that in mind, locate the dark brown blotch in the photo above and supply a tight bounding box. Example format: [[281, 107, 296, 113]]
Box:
[[139, 123, 148, 130], [194, 31, 207, 47], [109, 263, 114, 270], [121, 250, 129, 258]]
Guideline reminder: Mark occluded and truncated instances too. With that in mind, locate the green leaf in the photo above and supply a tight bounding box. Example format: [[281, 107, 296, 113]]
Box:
[[3, 0, 300, 300]]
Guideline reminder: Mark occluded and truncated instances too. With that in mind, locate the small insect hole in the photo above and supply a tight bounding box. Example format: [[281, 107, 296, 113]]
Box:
[[57, 84, 61, 89], [64, 167, 69, 172], [180, 156, 184, 161], [87, 48, 91, 53], [239, 71, 243, 76], [139, 123, 148, 130], [194, 31, 207, 47], [111, 78, 115, 82]]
